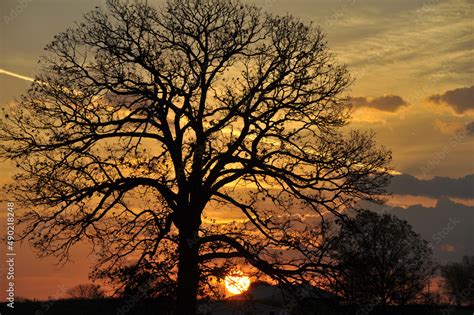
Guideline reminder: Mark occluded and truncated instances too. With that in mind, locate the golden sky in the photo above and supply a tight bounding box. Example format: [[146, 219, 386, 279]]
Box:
[[1, 0, 472, 178]]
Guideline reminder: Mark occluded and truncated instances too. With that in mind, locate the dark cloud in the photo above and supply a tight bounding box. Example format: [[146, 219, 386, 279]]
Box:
[[428, 86, 474, 114], [365, 198, 474, 263], [350, 95, 407, 112], [388, 173, 474, 199]]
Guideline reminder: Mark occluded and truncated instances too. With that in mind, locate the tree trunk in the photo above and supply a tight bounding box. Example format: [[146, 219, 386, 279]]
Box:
[[175, 230, 200, 315]]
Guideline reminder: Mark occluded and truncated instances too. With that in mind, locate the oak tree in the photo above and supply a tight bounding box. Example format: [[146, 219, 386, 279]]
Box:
[[0, 0, 391, 313]]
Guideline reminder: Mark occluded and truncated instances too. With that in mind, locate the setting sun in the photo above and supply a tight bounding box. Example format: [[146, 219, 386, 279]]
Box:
[[224, 271, 251, 295]]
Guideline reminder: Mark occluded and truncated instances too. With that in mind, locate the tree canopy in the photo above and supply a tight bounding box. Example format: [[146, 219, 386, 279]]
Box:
[[441, 256, 474, 306], [330, 210, 436, 305]]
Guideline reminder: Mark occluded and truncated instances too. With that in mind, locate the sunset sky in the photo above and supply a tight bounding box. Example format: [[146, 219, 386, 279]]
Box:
[[0, 0, 473, 300]]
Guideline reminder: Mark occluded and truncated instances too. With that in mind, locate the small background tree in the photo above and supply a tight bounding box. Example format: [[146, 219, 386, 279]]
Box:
[[330, 210, 436, 305], [441, 256, 474, 306], [66, 284, 105, 300]]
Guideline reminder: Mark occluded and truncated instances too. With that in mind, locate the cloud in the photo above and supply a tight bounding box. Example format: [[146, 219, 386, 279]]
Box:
[[428, 86, 474, 114], [388, 173, 474, 199], [350, 95, 408, 112], [364, 198, 474, 263], [333, 0, 473, 100], [433, 120, 474, 136], [433, 119, 465, 135]]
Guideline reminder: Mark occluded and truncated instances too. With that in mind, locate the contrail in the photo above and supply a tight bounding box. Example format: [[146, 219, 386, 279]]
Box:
[[0, 68, 84, 97], [0, 68, 35, 82]]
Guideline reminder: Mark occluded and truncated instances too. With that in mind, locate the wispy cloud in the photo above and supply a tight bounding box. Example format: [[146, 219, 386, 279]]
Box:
[[332, 0, 473, 99]]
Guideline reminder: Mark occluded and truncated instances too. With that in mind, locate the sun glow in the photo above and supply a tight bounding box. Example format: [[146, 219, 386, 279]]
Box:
[[224, 271, 251, 295]]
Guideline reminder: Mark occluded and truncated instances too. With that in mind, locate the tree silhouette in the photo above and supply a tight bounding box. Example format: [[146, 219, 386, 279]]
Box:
[[330, 210, 436, 306], [441, 256, 474, 306], [66, 284, 105, 300], [0, 0, 391, 314]]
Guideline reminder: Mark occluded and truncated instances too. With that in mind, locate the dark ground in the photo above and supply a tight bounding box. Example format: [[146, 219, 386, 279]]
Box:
[[1, 299, 473, 315]]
